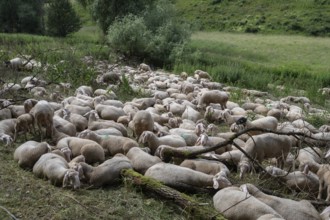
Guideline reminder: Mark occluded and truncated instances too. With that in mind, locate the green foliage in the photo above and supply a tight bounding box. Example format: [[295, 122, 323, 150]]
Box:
[[175, 0, 330, 36], [107, 15, 151, 58], [0, 0, 44, 34], [91, 0, 156, 34], [46, 0, 81, 37], [107, 0, 191, 68]]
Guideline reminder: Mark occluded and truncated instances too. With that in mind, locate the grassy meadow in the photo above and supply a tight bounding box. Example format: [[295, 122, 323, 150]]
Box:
[[1, 1, 330, 218]]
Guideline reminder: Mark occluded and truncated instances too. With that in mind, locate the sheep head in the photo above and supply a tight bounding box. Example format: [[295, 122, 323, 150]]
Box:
[[236, 117, 247, 125], [213, 171, 232, 189], [0, 134, 13, 146], [63, 169, 80, 190], [196, 133, 208, 146], [239, 159, 251, 179]]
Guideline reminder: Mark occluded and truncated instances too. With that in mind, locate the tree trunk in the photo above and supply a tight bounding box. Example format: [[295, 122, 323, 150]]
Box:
[[121, 169, 226, 220]]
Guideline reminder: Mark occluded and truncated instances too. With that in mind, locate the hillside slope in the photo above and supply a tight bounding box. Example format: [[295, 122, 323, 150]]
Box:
[[175, 0, 330, 36]]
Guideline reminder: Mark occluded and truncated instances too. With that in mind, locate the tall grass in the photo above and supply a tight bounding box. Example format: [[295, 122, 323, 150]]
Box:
[[174, 32, 330, 106]]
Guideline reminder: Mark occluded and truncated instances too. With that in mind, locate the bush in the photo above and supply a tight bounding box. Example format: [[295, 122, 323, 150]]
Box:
[[107, 14, 151, 58], [107, 0, 191, 68]]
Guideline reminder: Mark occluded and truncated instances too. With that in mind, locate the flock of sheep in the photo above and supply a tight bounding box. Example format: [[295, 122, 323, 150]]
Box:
[[2, 56, 330, 219]]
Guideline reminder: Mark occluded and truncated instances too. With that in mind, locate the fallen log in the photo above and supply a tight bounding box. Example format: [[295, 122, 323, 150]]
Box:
[[121, 169, 226, 220]]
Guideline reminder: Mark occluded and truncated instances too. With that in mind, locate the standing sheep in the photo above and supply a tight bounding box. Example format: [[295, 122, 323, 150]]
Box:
[[239, 133, 293, 179], [197, 90, 229, 110], [31, 100, 54, 139]]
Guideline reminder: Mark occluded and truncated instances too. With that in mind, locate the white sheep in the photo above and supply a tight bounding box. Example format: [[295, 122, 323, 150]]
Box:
[[195, 133, 232, 155], [78, 129, 138, 156], [213, 186, 282, 220], [33, 153, 80, 189], [145, 163, 231, 192], [239, 133, 294, 179], [297, 147, 323, 173], [94, 102, 126, 121], [62, 108, 88, 132], [260, 165, 319, 195], [231, 116, 278, 136], [242, 183, 321, 220], [80, 154, 132, 187], [220, 109, 245, 126], [30, 100, 54, 139], [0, 118, 16, 146], [181, 105, 202, 123], [126, 147, 162, 175], [14, 113, 35, 141], [74, 85, 93, 97], [138, 131, 186, 155], [197, 90, 229, 110], [14, 141, 51, 169], [85, 110, 128, 137], [130, 110, 154, 138], [53, 115, 77, 137], [180, 159, 230, 176], [317, 164, 330, 201], [56, 136, 105, 164], [168, 128, 198, 146]]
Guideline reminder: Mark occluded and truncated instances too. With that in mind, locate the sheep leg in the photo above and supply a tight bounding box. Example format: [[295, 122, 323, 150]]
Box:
[[326, 185, 330, 202], [318, 179, 325, 200]]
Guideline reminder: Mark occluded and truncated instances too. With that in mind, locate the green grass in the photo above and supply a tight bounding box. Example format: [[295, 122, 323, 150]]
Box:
[[175, 0, 330, 36], [174, 31, 330, 107]]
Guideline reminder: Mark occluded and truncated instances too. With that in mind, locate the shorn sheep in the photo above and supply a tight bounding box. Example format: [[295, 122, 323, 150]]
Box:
[[231, 116, 278, 136], [239, 133, 294, 179], [14, 113, 35, 141], [33, 153, 80, 189], [213, 186, 282, 220], [242, 183, 321, 220], [80, 154, 132, 187], [31, 100, 54, 139], [126, 147, 162, 175], [56, 137, 105, 164], [197, 90, 229, 110], [14, 141, 51, 169], [78, 129, 138, 156], [144, 163, 231, 192], [130, 110, 154, 138], [138, 131, 186, 155]]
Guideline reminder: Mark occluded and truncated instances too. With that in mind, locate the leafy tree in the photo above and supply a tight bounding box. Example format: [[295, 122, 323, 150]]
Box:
[[91, 0, 155, 34], [0, 0, 44, 34], [107, 0, 191, 68], [46, 0, 81, 37]]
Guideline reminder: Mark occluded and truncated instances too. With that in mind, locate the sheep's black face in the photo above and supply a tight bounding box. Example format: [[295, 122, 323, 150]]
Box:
[[236, 117, 247, 125]]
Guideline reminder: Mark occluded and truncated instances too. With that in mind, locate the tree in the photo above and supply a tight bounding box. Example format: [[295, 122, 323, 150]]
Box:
[[0, 0, 45, 34], [46, 0, 81, 37], [91, 0, 155, 34]]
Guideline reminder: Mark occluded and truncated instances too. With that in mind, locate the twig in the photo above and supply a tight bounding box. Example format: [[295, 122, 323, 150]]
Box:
[[62, 193, 100, 217], [0, 205, 18, 220]]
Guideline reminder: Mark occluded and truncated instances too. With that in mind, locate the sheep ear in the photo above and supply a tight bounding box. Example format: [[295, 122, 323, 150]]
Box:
[[63, 171, 69, 188], [303, 164, 309, 175], [213, 177, 219, 189], [325, 149, 330, 159]]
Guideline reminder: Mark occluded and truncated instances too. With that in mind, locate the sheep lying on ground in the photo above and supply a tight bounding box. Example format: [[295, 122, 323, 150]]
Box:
[[242, 183, 321, 220], [231, 116, 278, 136], [56, 137, 105, 164], [14, 141, 51, 169], [62, 108, 88, 132], [179, 159, 230, 176], [139, 131, 186, 155], [78, 129, 138, 156], [129, 110, 154, 138], [213, 186, 282, 220], [126, 147, 162, 175], [260, 166, 319, 195], [0, 118, 16, 146], [197, 90, 229, 110], [195, 133, 232, 155], [239, 133, 294, 179], [80, 154, 132, 187], [144, 163, 231, 192], [33, 153, 80, 190]]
